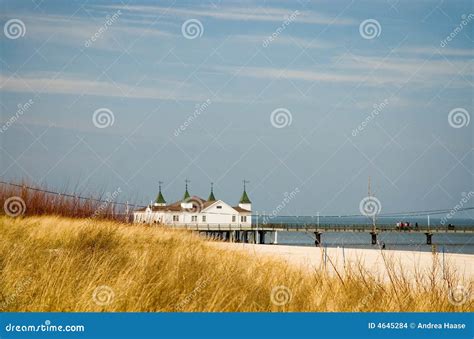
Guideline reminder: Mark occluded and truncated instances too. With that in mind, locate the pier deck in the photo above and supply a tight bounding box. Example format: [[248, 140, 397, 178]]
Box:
[[171, 223, 474, 233], [168, 223, 473, 245]]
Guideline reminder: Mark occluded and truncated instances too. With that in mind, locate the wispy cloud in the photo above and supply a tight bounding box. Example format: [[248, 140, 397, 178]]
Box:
[[102, 4, 357, 25], [232, 34, 333, 49], [394, 46, 474, 58], [214, 64, 370, 83], [212, 53, 473, 87], [336, 54, 473, 78], [8, 13, 174, 52], [0, 72, 257, 103], [0, 73, 205, 102]]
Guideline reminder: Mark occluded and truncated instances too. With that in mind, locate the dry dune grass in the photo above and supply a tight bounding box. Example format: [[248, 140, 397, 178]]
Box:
[[0, 181, 126, 220], [0, 216, 472, 312]]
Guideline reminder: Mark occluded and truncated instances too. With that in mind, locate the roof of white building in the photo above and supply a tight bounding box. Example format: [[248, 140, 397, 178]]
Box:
[[136, 196, 251, 213], [136, 181, 252, 213]]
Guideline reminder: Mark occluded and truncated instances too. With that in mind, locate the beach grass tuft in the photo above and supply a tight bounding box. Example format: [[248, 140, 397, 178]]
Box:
[[0, 215, 472, 312]]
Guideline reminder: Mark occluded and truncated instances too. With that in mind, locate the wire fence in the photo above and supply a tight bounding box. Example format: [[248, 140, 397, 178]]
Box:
[[0, 180, 146, 208], [0, 180, 143, 222], [1, 180, 473, 221]]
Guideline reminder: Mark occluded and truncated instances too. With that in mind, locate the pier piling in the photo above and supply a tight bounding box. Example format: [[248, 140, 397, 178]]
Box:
[[242, 231, 248, 243], [314, 232, 321, 247], [370, 232, 377, 245], [233, 231, 240, 243]]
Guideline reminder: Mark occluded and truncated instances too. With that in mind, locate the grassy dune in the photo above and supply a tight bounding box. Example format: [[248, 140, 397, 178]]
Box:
[[0, 216, 472, 312], [0, 181, 125, 220]]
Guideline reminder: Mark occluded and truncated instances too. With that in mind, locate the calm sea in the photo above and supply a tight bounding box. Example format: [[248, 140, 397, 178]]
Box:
[[254, 216, 474, 254]]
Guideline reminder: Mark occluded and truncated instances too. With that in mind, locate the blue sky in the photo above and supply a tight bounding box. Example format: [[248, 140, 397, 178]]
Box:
[[0, 0, 473, 216]]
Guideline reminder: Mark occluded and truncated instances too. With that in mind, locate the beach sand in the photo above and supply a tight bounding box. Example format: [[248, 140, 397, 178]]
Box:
[[213, 242, 474, 284]]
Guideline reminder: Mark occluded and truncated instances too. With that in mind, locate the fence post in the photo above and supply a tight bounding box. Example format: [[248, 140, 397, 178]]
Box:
[[442, 245, 445, 279], [324, 245, 327, 270], [342, 245, 346, 269], [126, 201, 130, 223]]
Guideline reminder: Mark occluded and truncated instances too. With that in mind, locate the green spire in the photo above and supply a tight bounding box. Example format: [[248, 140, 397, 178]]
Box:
[[183, 179, 190, 200], [208, 182, 216, 201], [240, 190, 251, 204], [155, 181, 166, 204], [239, 180, 251, 204]]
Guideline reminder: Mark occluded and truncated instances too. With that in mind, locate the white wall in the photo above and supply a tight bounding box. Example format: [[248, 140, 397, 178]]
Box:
[[201, 201, 238, 225]]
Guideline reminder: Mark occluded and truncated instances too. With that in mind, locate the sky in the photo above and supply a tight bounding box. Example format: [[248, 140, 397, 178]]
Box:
[[0, 0, 473, 217]]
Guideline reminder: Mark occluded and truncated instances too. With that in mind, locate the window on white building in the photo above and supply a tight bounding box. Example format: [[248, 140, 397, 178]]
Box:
[[173, 215, 179, 222], [232, 215, 236, 222], [202, 215, 206, 222], [241, 216, 247, 222], [191, 216, 197, 222], [216, 206, 222, 209]]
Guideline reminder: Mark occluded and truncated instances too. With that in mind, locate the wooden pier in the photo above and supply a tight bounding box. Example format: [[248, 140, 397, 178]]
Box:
[[169, 223, 474, 246]]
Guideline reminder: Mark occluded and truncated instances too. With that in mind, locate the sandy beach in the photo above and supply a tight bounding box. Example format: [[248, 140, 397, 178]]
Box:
[[213, 242, 474, 284]]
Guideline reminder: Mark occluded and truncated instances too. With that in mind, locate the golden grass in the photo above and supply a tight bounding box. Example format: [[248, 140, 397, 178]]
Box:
[[0, 215, 472, 312], [0, 181, 125, 220]]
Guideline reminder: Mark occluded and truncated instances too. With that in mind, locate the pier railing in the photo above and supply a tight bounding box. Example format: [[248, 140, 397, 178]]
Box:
[[259, 223, 474, 233], [168, 223, 474, 233]]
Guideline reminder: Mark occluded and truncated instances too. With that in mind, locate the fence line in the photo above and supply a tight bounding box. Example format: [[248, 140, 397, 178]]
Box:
[[1, 180, 473, 219], [0, 180, 146, 209]]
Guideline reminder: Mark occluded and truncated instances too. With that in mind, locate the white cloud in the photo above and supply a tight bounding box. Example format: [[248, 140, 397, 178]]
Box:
[[211, 53, 473, 87], [0, 73, 258, 103], [232, 34, 333, 49], [394, 46, 474, 58], [14, 13, 173, 52], [335, 54, 473, 77], [101, 4, 357, 25], [0, 73, 203, 102]]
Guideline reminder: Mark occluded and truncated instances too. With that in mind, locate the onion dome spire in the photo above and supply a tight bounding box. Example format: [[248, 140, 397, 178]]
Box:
[[239, 180, 251, 204], [183, 179, 191, 200], [155, 181, 166, 204], [208, 182, 216, 201]]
